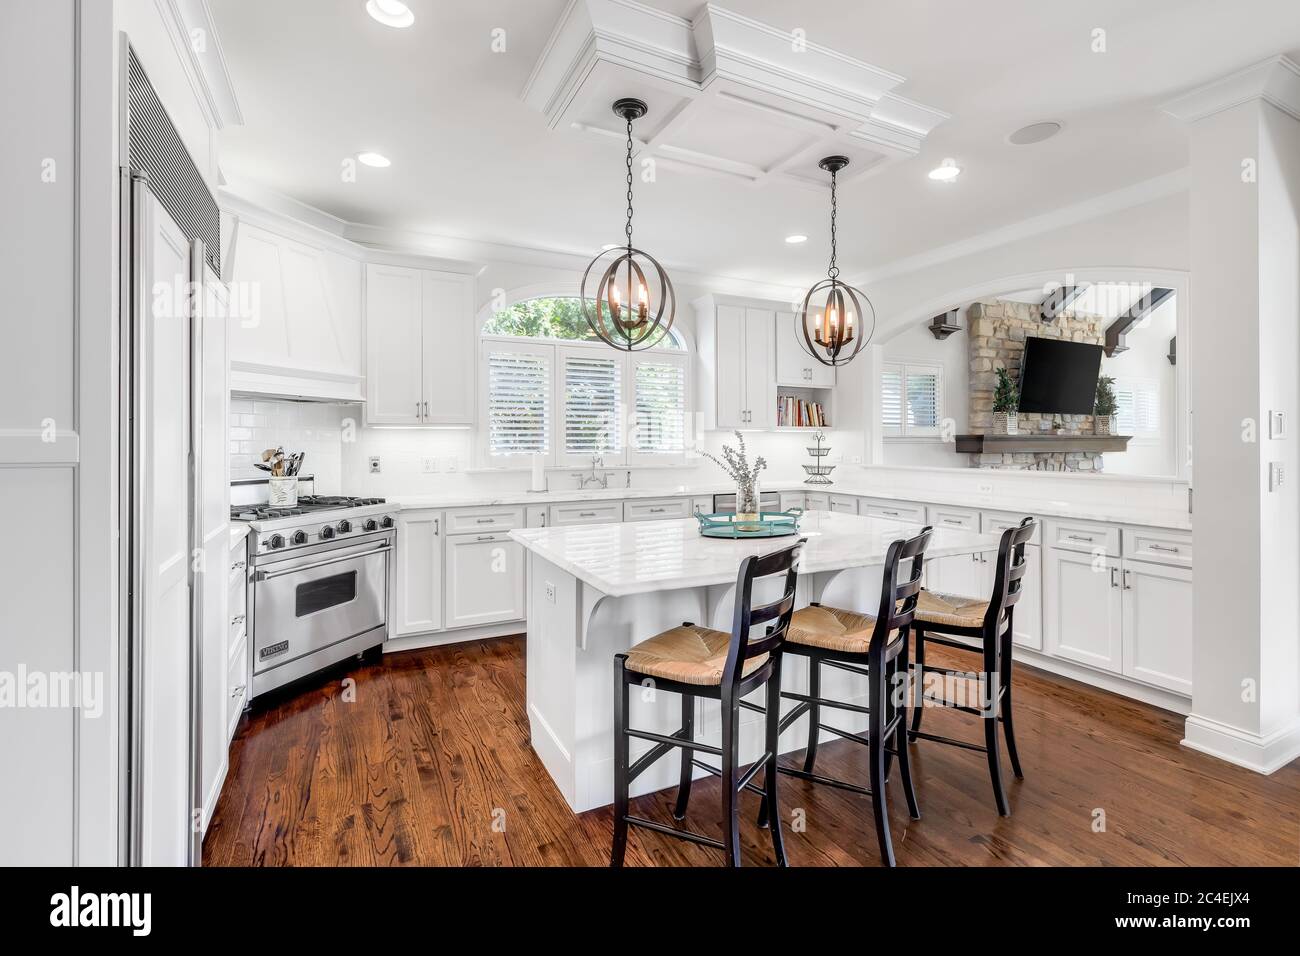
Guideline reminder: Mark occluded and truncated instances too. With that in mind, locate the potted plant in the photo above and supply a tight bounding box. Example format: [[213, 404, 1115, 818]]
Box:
[[702, 431, 767, 530], [1094, 375, 1118, 435], [992, 366, 1019, 435]]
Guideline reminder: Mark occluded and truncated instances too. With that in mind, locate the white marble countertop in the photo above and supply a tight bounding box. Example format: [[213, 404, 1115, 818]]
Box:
[[509, 510, 998, 598], [391, 480, 1191, 530]]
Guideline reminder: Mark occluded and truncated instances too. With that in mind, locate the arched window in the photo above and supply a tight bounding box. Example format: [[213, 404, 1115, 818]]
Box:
[[482, 296, 683, 349], [480, 296, 688, 467]]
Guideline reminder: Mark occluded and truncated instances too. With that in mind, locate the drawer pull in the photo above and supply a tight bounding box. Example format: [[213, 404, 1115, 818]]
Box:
[[1066, 534, 1094, 543], [1110, 567, 1118, 588], [230, 614, 245, 627], [1148, 544, 1180, 553], [579, 511, 597, 518], [230, 560, 246, 572], [881, 510, 899, 516], [476, 535, 496, 542], [942, 517, 963, 525], [475, 517, 495, 524], [230, 684, 246, 700], [649, 507, 665, 513]]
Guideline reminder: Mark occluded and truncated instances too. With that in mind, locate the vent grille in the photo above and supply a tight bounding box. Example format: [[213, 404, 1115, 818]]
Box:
[[127, 47, 221, 276]]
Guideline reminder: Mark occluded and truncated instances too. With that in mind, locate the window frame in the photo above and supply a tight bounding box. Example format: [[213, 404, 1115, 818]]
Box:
[[881, 360, 945, 440]]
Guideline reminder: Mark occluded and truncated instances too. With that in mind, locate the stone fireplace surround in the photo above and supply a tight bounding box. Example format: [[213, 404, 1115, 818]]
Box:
[[967, 299, 1105, 471]]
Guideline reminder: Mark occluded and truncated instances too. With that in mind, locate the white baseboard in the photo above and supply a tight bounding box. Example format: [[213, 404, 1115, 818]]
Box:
[[1182, 714, 1300, 775], [385, 620, 524, 654]]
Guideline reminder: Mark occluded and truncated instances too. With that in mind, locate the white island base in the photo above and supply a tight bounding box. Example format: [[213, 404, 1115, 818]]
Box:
[[512, 513, 996, 813]]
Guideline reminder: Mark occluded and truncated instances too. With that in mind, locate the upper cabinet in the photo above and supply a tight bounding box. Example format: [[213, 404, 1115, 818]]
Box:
[[365, 264, 476, 426], [695, 296, 776, 430], [775, 310, 835, 388], [225, 219, 364, 401]]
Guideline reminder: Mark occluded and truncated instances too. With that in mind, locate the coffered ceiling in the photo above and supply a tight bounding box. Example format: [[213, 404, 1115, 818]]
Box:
[[208, 0, 1300, 287]]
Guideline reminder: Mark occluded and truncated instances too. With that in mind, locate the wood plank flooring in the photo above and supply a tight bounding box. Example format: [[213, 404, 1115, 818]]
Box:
[[203, 635, 1300, 866]]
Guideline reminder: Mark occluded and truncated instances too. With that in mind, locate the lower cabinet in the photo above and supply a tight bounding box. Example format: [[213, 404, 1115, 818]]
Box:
[[395, 510, 443, 635], [924, 545, 1043, 651], [445, 531, 525, 628], [1120, 559, 1193, 695], [1044, 548, 1124, 673]]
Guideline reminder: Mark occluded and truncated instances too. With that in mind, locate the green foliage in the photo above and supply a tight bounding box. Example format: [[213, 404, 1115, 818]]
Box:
[[482, 297, 597, 341], [993, 366, 1019, 413], [1094, 374, 1118, 417]]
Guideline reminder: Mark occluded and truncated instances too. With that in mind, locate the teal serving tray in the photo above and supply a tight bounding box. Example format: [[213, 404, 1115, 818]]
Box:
[[696, 509, 802, 539]]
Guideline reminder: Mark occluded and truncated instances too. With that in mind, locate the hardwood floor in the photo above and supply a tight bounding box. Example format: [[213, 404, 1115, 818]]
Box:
[[203, 635, 1300, 867]]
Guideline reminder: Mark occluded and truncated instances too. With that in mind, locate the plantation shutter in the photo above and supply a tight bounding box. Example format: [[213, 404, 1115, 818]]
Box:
[[562, 351, 622, 458], [881, 364, 903, 435], [631, 354, 687, 460], [1114, 378, 1161, 436], [905, 366, 941, 433], [486, 345, 551, 457]]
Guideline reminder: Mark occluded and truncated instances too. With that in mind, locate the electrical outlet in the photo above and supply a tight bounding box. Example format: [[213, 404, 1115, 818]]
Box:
[[544, 582, 556, 603], [421, 457, 438, 474], [1270, 461, 1284, 491], [445, 456, 459, 473], [977, 481, 993, 495], [369, 456, 382, 474]]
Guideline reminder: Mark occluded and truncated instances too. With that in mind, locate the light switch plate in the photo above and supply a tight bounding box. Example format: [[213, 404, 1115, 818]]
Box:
[[1269, 411, 1285, 439], [445, 457, 460, 473], [1269, 461, 1284, 491], [368, 456, 381, 474]]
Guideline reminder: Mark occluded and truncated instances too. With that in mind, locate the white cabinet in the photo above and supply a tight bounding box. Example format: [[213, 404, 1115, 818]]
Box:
[[805, 492, 830, 511], [364, 264, 475, 426], [1120, 560, 1193, 695], [624, 497, 692, 522], [861, 498, 926, 524], [775, 310, 834, 388], [395, 511, 444, 635], [226, 219, 364, 401], [695, 297, 775, 429], [829, 494, 858, 514], [445, 531, 526, 628], [779, 491, 805, 512], [550, 501, 623, 526], [1044, 548, 1124, 673]]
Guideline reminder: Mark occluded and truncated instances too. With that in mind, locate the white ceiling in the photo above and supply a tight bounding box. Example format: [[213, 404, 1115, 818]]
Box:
[[210, 0, 1300, 287]]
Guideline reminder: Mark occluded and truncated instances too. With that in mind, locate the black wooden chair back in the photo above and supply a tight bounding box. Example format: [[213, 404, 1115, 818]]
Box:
[[722, 539, 805, 691], [875, 526, 933, 641], [983, 517, 1037, 632]]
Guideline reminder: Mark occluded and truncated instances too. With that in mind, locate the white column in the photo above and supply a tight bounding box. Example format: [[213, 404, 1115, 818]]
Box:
[[1164, 56, 1300, 773]]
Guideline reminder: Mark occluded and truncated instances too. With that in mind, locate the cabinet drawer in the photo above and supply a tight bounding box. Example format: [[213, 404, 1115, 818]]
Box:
[[445, 505, 525, 534], [549, 501, 623, 526], [829, 494, 859, 514], [1045, 519, 1119, 555], [624, 497, 692, 522], [778, 492, 805, 512], [928, 505, 979, 531], [804, 492, 830, 511], [981, 510, 1042, 545], [1122, 528, 1192, 567], [226, 633, 248, 740], [862, 499, 926, 524]]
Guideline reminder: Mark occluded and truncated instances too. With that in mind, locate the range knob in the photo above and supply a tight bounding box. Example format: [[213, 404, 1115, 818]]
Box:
[[379, 516, 394, 529], [363, 519, 378, 532], [337, 519, 352, 534], [268, 534, 286, 550], [320, 525, 335, 540], [291, 530, 309, 545]]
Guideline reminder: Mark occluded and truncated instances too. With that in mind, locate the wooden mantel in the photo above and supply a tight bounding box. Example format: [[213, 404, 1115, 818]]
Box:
[[955, 433, 1132, 454]]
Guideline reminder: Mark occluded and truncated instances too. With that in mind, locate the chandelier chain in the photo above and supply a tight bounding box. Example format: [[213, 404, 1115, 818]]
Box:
[[828, 167, 839, 280], [625, 115, 635, 247]]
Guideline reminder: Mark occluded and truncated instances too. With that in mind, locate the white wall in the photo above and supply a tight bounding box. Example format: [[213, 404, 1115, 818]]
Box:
[[1098, 297, 1177, 476], [229, 398, 348, 494]]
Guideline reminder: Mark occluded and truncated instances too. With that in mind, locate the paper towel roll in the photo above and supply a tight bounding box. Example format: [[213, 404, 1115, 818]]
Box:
[[531, 453, 546, 492]]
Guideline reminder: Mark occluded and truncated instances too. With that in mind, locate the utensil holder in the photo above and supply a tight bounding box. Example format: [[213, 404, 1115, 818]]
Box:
[[268, 476, 298, 507]]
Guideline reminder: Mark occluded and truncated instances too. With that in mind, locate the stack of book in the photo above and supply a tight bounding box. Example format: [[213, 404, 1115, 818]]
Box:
[[777, 396, 828, 428]]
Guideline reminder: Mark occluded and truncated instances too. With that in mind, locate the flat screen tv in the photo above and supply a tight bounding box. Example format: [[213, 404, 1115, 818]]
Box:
[[1016, 337, 1103, 415]]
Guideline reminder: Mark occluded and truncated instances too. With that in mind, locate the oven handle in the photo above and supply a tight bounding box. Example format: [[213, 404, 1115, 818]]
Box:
[[255, 544, 392, 581]]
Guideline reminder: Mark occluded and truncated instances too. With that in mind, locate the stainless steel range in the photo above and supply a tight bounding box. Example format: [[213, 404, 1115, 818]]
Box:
[[232, 484, 397, 699]]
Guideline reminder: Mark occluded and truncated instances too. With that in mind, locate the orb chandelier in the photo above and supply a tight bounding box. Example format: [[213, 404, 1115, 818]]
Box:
[[580, 98, 676, 351], [797, 156, 875, 367]]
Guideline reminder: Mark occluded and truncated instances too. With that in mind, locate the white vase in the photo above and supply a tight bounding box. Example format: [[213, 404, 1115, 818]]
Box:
[[993, 411, 1018, 436], [268, 476, 298, 507], [1094, 415, 1115, 436]]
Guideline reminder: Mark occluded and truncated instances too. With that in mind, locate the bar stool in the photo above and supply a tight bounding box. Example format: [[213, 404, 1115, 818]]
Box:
[[610, 540, 804, 868], [756, 527, 932, 868], [908, 517, 1036, 816]]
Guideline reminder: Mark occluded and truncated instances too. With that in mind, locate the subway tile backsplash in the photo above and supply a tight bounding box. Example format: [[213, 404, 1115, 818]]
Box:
[[228, 398, 349, 494]]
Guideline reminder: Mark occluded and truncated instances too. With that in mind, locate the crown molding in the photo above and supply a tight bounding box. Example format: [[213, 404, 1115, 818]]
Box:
[[161, 0, 244, 128], [1162, 54, 1300, 124]]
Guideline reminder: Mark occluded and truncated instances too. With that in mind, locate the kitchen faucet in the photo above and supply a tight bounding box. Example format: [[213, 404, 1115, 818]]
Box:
[[573, 455, 609, 489]]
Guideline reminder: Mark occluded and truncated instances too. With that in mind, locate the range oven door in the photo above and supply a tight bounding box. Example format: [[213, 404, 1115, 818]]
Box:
[[252, 535, 390, 675]]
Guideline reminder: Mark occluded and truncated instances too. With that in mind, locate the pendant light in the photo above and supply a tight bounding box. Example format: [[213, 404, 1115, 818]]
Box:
[[581, 98, 676, 351], [797, 156, 874, 367]]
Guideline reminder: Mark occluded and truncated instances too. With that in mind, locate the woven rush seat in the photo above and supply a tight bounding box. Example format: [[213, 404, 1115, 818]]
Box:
[[625, 624, 767, 687], [788, 604, 893, 653], [914, 589, 991, 629]]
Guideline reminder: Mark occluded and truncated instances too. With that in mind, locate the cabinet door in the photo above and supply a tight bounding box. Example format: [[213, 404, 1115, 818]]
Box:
[[1121, 560, 1192, 694], [928, 551, 985, 600], [829, 494, 858, 514], [714, 305, 746, 429], [743, 308, 775, 427], [396, 511, 443, 635], [365, 264, 424, 424], [774, 310, 804, 386], [779, 491, 805, 512], [446, 533, 526, 628], [421, 271, 475, 425], [1044, 549, 1122, 672], [1010, 543, 1043, 650]]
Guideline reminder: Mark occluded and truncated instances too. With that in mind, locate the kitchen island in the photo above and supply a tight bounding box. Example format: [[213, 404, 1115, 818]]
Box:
[[510, 510, 998, 812]]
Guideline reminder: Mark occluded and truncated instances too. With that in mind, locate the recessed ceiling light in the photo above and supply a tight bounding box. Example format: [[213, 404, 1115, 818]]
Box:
[[366, 0, 414, 29], [1008, 121, 1063, 146], [785, 234, 808, 244], [357, 152, 391, 168], [928, 158, 961, 182]]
